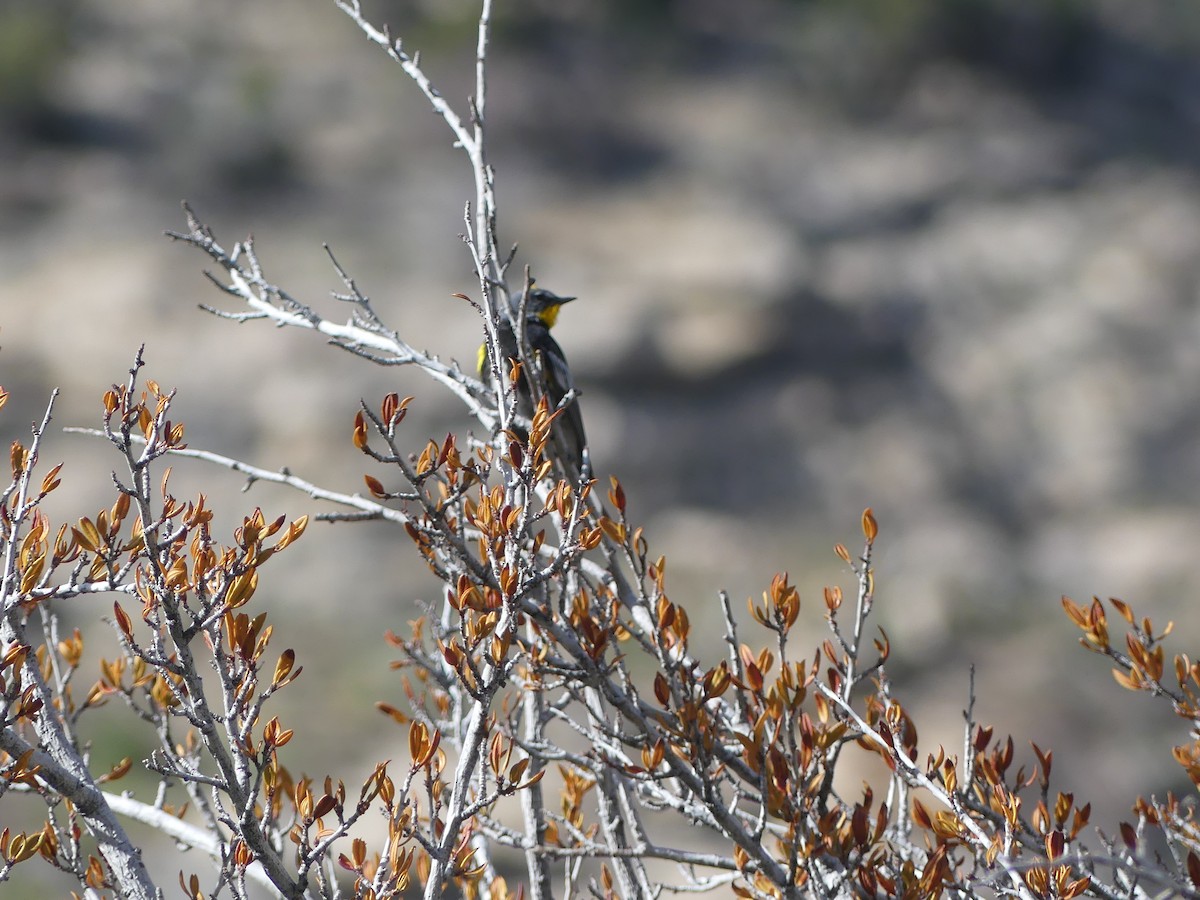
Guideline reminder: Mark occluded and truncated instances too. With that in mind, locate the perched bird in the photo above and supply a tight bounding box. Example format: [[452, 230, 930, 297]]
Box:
[[478, 287, 588, 479]]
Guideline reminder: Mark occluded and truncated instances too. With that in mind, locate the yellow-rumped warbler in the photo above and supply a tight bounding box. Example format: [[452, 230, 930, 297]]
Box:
[[478, 287, 588, 479]]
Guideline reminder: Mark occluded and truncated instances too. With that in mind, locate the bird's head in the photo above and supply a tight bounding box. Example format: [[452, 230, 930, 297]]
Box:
[[520, 287, 576, 329]]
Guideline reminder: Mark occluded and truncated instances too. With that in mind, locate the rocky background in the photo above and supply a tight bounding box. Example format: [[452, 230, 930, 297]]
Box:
[[4, 0, 1200, 890]]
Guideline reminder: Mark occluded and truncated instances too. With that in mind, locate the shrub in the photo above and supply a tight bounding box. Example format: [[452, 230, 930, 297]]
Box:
[[3, 3, 1199, 899]]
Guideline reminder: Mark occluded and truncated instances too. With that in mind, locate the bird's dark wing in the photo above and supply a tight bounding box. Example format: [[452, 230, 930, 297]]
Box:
[[533, 330, 587, 477]]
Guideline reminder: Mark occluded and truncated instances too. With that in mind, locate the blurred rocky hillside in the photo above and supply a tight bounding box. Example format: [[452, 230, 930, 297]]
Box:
[[4, 0, 1200, 864]]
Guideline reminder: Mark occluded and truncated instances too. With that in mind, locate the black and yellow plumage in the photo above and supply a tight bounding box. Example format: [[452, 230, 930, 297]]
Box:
[[478, 287, 588, 479]]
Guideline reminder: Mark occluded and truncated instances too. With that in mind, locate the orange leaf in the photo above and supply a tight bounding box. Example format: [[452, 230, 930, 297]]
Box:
[[861, 508, 878, 542]]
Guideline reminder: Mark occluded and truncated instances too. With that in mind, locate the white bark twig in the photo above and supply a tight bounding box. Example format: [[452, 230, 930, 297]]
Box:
[[166, 206, 496, 430]]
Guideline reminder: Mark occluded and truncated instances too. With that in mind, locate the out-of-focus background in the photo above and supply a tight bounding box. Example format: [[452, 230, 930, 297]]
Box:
[[4, 0, 1200, 890]]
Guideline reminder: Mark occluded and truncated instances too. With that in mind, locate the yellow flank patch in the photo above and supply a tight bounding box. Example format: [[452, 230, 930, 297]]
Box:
[[476, 341, 488, 374]]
